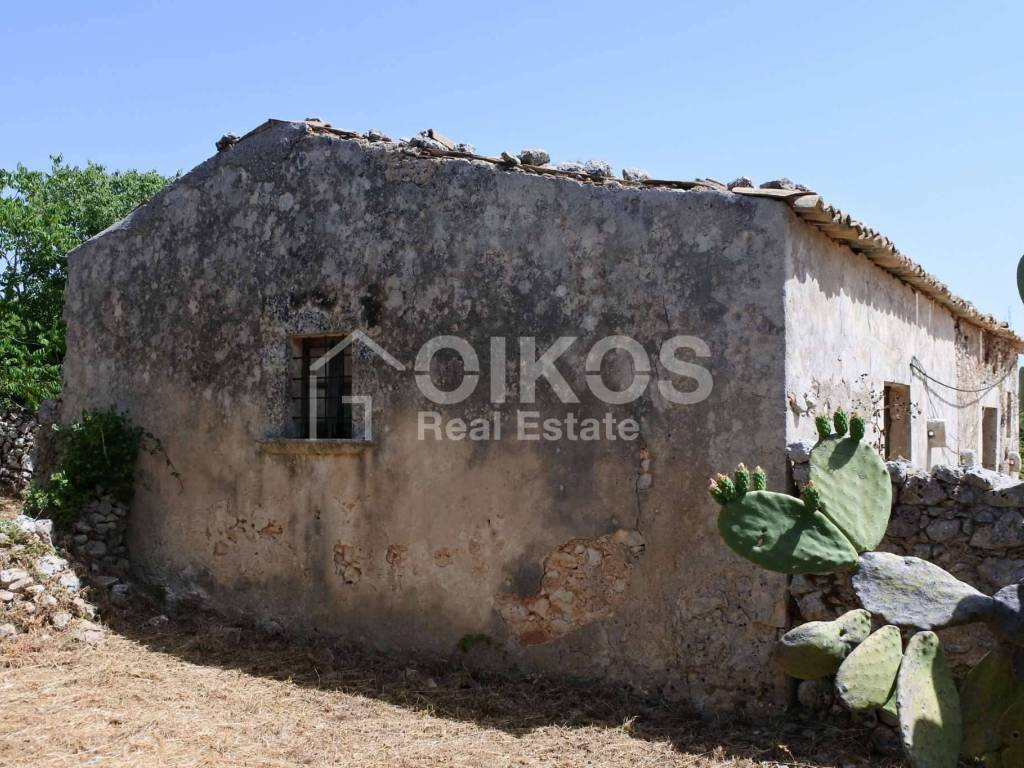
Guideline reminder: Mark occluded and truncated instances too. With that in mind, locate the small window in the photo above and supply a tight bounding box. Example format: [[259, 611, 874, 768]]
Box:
[[883, 383, 912, 461], [290, 336, 353, 439], [982, 407, 999, 470]]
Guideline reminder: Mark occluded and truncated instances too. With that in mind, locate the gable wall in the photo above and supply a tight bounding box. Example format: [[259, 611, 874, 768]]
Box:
[[62, 122, 794, 713]]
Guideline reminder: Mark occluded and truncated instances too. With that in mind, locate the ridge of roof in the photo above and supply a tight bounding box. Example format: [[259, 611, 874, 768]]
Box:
[[230, 119, 1023, 348]]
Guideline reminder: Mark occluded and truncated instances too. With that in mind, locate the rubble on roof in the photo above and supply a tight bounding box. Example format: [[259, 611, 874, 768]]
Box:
[[518, 149, 550, 166], [229, 118, 1022, 347], [760, 177, 813, 192], [622, 168, 650, 182], [215, 133, 240, 152]]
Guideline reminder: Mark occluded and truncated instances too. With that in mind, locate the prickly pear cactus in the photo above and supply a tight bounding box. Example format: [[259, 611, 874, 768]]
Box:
[[775, 609, 871, 680], [997, 697, 1024, 767], [704, 407, 1024, 766], [808, 411, 892, 551], [710, 469, 858, 574], [961, 646, 1022, 760], [709, 410, 890, 575], [1018, 255, 1024, 305], [834, 625, 902, 712], [896, 632, 962, 768], [880, 687, 899, 720]]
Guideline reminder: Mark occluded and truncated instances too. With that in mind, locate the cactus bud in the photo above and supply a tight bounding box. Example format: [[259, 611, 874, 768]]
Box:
[[752, 466, 767, 491], [733, 463, 750, 496], [833, 409, 849, 437], [715, 473, 737, 503], [850, 413, 866, 441], [815, 414, 832, 441], [802, 483, 821, 514], [708, 476, 728, 505]]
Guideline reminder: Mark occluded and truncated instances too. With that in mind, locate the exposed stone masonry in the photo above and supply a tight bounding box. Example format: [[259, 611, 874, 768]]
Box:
[[62, 496, 133, 587], [0, 515, 104, 643], [788, 441, 1024, 676], [0, 407, 38, 493]]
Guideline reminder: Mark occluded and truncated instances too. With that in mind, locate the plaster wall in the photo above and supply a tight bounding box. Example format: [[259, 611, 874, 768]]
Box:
[[62, 122, 792, 712], [782, 214, 1017, 469], [954, 322, 1018, 472]]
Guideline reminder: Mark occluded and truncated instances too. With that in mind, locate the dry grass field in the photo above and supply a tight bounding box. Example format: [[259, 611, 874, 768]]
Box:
[[0, 496, 896, 768]]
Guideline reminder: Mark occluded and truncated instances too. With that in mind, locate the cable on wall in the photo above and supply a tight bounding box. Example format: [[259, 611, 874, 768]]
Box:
[[909, 356, 1012, 394]]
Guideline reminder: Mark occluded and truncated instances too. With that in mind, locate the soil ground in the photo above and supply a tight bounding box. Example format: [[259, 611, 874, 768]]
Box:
[[0, 496, 898, 768]]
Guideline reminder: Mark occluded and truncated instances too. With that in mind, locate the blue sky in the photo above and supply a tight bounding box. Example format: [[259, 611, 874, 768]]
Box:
[[3, 1, 1021, 328]]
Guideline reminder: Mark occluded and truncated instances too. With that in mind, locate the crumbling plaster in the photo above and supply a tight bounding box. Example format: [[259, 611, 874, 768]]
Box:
[[783, 213, 1018, 470], [62, 121, 792, 712]]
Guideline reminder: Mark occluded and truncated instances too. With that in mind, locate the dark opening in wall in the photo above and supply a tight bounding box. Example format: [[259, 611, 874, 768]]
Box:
[[982, 406, 999, 470], [884, 383, 912, 461], [289, 335, 354, 439]]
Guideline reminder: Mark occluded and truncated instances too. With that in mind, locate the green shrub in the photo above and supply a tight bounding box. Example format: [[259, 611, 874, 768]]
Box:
[[23, 409, 145, 527]]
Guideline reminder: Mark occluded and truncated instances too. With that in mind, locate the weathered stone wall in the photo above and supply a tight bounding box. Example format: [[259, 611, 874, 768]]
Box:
[[789, 444, 1022, 676], [59, 118, 1014, 715], [783, 213, 1018, 471], [61, 120, 794, 713], [955, 322, 1019, 473], [0, 407, 38, 493]]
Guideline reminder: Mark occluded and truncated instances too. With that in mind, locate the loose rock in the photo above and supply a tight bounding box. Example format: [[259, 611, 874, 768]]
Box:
[[621, 167, 650, 182], [517, 149, 550, 166]]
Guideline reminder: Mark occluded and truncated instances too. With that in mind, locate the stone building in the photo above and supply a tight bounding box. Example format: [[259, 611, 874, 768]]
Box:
[[59, 119, 1021, 713]]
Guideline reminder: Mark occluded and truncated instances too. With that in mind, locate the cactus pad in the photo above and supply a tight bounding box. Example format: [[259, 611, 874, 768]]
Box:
[[961, 646, 1022, 759], [835, 625, 903, 712], [716, 490, 859, 575], [881, 687, 899, 720], [853, 552, 995, 630], [1018, 255, 1024, 306], [896, 632, 962, 768], [808, 432, 892, 552], [776, 609, 872, 680], [998, 697, 1024, 766]]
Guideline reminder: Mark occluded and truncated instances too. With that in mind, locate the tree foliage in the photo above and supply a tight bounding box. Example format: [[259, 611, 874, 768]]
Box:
[[0, 157, 172, 407]]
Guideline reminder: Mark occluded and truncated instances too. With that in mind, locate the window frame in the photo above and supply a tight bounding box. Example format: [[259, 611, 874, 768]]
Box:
[[290, 334, 355, 440]]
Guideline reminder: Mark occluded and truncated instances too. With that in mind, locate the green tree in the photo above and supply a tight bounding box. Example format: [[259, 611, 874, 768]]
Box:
[[0, 157, 172, 407]]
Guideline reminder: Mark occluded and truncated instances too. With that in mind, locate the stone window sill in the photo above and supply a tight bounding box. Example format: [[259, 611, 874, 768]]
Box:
[[258, 439, 374, 456]]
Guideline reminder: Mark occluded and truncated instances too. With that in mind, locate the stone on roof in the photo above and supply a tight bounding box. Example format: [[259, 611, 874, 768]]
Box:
[[230, 118, 1024, 348]]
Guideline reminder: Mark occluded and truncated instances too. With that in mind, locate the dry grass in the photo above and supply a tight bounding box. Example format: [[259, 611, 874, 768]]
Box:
[[0, 614, 901, 768], [0, 498, 898, 768]]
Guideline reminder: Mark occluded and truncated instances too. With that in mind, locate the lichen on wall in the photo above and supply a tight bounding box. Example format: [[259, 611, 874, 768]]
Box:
[[61, 119, 795, 713]]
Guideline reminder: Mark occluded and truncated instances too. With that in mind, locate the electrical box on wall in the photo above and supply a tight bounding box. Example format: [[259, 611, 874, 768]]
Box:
[[927, 419, 947, 448]]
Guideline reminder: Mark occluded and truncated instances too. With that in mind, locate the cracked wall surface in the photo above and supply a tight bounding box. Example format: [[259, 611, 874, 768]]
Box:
[[784, 217, 1018, 470], [495, 529, 645, 646], [62, 120, 794, 713]]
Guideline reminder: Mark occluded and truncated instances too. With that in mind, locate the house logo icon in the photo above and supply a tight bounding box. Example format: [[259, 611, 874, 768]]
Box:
[[308, 330, 405, 440]]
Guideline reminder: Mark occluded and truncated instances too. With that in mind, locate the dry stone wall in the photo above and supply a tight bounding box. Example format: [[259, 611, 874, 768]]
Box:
[[0, 407, 39, 493], [788, 441, 1024, 676]]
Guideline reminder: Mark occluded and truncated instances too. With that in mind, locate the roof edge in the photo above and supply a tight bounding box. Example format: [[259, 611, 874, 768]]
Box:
[[228, 119, 1024, 349], [731, 188, 1024, 349]]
